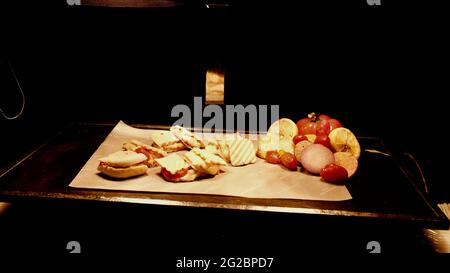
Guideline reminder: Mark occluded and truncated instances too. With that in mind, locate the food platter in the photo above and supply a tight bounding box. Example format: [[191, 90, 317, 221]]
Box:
[[71, 114, 362, 200], [69, 121, 352, 201], [0, 122, 448, 229]]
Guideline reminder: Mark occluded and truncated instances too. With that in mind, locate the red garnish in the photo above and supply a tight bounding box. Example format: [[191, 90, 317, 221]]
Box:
[[161, 168, 188, 181]]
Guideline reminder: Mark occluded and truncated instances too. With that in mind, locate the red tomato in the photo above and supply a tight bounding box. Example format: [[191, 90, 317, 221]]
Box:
[[293, 134, 308, 145], [135, 147, 151, 159], [296, 118, 311, 133], [266, 151, 281, 164], [318, 114, 332, 121], [314, 135, 332, 149], [320, 164, 348, 184], [280, 152, 297, 171], [299, 122, 317, 135], [315, 120, 331, 136], [328, 119, 343, 131], [297, 113, 343, 135], [161, 168, 188, 181]]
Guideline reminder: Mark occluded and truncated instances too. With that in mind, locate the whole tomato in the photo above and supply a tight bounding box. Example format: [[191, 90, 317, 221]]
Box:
[[297, 113, 342, 136], [328, 119, 343, 131], [296, 118, 313, 134], [318, 114, 332, 121], [315, 119, 331, 136]]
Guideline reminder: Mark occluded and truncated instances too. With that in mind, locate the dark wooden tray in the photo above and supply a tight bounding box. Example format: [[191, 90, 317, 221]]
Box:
[[0, 122, 448, 229]]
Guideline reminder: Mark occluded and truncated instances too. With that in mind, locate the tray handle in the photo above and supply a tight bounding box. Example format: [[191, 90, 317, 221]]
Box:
[[398, 152, 429, 195]]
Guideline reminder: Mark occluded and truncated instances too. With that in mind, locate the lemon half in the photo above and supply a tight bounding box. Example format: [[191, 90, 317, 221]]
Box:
[[268, 118, 298, 139], [329, 128, 361, 159]]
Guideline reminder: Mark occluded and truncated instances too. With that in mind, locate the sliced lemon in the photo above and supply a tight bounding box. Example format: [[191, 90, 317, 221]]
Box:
[[329, 128, 361, 159], [334, 152, 359, 177], [294, 140, 312, 163], [278, 136, 294, 154], [268, 118, 298, 139]]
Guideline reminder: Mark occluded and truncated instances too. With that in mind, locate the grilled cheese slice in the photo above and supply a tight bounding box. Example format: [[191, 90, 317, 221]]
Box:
[[155, 153, 189, 175], [170, 125, 205, 149], [192, 148, 227, 175], [183, 150, 209, 174], [205, 139, 221, 155], [192, 148, 227, 166], [150, 131, 186, 152], [183, 148, 227, 176], [155, 153, 202, 182], [217, 140, 230, 163], [123, 140, 167, 167], [229, 138, 257, 166], [204, 133, 244, 163]]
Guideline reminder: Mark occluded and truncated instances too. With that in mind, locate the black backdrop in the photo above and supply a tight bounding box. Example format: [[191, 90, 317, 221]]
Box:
[[1, 1, 448, 198]]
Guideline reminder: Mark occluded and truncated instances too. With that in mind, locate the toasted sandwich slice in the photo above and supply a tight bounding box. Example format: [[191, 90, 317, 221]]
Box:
[[192, 148, 227, 166], [189, 148, 227, 175], [150, 131, 186, 152], [183, 150, 209, 174], [229, 138, 257, 166], [212, 133, 243, 163], [99, 150, 147, 168], [123, 140, 167, 167], [155, 153, 200, 182], [98, 151, 148, 179], [170, 125, 205, 149], [217, 140, 231, 163], [205, 139, 221, 156]]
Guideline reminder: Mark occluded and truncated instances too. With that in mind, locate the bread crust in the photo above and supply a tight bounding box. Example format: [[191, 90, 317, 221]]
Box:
[[178, 169, 200, 182], [99, 151, 147, 168], [98, 164, 148, 179]]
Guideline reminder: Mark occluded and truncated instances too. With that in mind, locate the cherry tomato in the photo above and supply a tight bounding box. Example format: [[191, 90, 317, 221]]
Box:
[[320, 164, 348, 184], [314, 135, 332, 149], [266, 151, 281, 164], [293, 134, 308, 145], [280, 152, 298, 171]]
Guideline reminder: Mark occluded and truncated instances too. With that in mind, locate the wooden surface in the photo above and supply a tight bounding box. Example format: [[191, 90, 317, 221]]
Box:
[[0, 123, 448, 229]]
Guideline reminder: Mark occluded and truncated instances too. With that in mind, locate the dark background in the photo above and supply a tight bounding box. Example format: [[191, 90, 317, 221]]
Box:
[[0, 0, 449, 259], [1, 0, 448, 198]]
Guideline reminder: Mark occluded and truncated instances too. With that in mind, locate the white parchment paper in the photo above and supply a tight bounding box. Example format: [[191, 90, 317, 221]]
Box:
[[69, 121, 352, 201]]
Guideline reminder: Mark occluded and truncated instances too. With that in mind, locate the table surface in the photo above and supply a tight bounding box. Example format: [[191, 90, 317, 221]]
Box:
[[0, 122, 448, 229]]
